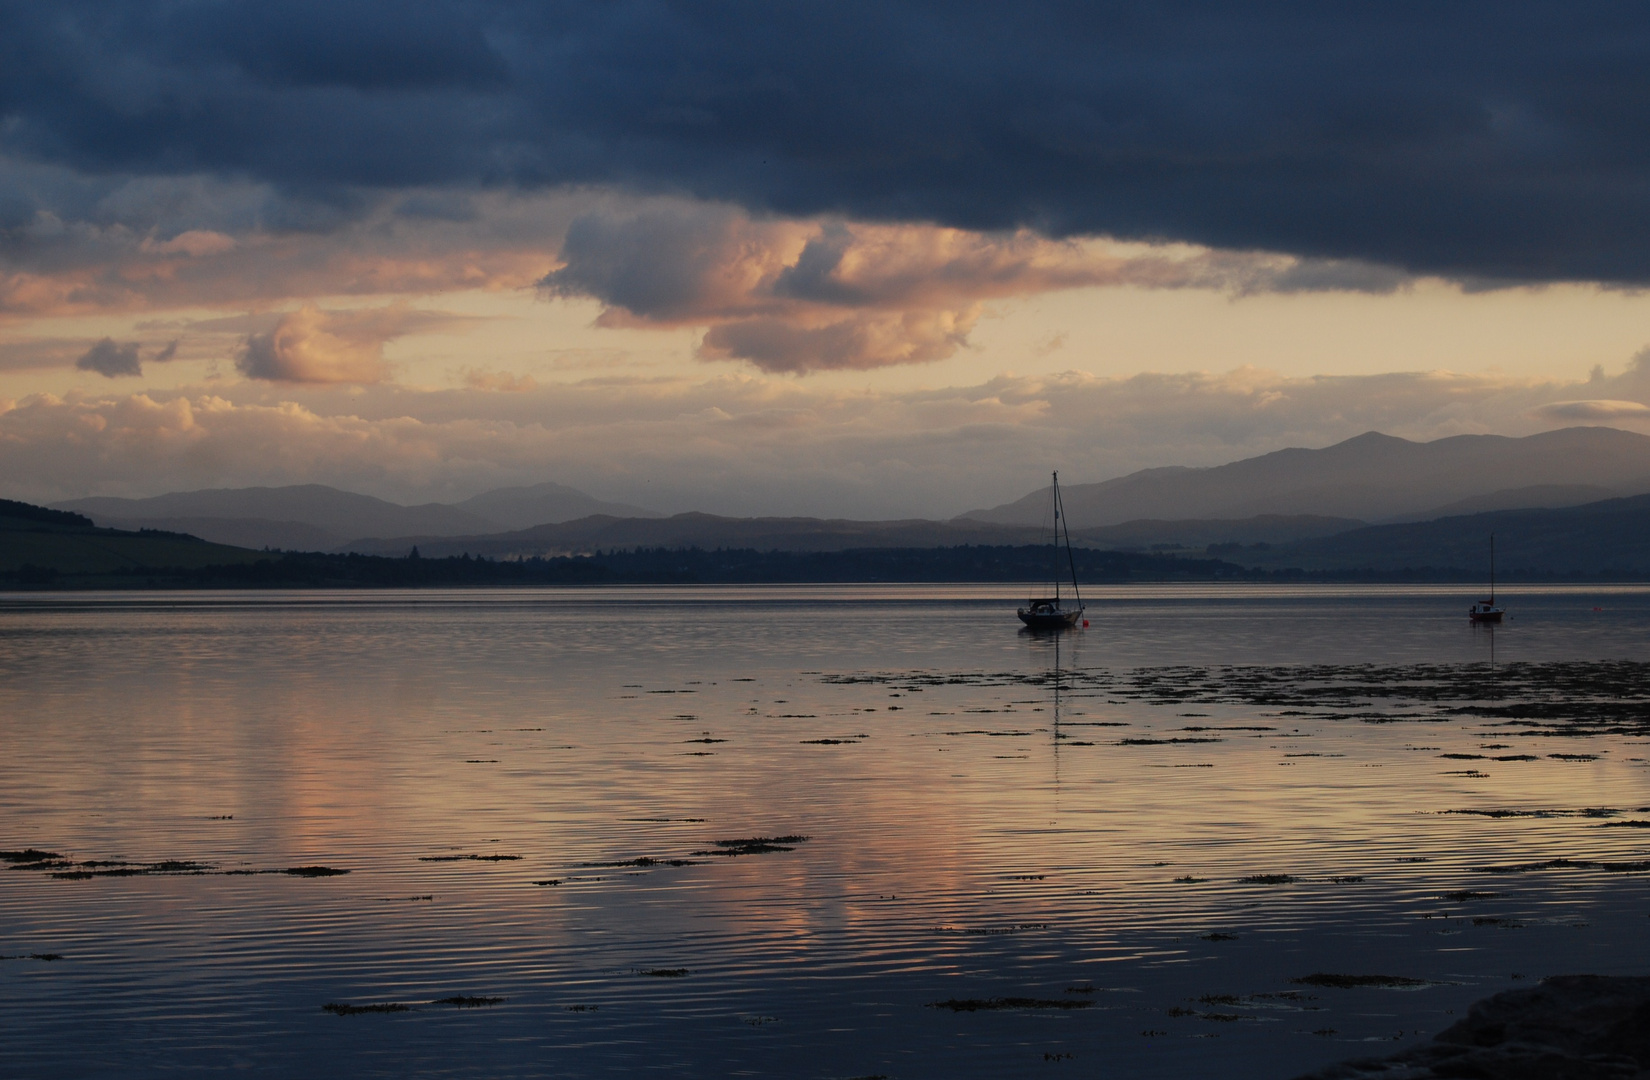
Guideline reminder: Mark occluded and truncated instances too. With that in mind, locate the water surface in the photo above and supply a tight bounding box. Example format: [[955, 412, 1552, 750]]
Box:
[[3, 585, 1649, 1078]]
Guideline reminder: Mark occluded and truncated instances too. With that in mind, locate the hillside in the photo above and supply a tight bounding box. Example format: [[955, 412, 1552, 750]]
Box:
[[448, 481, 661, 529], [1233, 494, 1650, 575], [340, 513, 1051, 557], [338, 510, 1364, 559], [0, 499, 261, 580], [57, 485, 494, 549], [962, 427, 1650, 528]]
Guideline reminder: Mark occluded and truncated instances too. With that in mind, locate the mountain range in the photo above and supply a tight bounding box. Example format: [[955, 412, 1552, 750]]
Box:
[[42, 426, 1650, 560], [56, 482, 660, 551], [960, 426, 1650, 528]]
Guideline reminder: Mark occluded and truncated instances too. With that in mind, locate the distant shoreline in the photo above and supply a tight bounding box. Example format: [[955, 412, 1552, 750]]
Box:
[[5, 544, 1648, 590]]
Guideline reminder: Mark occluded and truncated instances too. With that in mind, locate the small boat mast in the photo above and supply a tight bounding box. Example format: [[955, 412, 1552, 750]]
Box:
[[1017, 471, 1086, 629], [1468, 532, 1504, 624]]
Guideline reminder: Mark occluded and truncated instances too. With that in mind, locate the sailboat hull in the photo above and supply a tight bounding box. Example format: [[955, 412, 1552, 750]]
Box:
[[1018, 607, 1083, 629]]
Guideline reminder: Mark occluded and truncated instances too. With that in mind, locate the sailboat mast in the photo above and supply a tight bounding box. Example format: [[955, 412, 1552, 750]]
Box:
[[1056, 474, 1083, 611], [1490, 533, 1496, 604], [1050, 472, 1060, 604]]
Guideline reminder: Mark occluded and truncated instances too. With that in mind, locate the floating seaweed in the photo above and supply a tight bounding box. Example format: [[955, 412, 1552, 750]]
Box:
[[929, 997, 1091, 1011], [323, 1002, 410, 1015], [690, 835, 808, 857], [1119, 737, 1223, 745], [1473, 857, 1650, 874], [1292, 974, 1431, 989], [584, 856, 700, 868]]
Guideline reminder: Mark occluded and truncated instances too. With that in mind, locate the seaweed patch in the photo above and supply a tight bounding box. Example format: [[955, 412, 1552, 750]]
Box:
[[929, 997, 1091, 1011], [323, 1002, 410, 1015], [691, 835, 809, 856], [1292, 974, 1431, 989]]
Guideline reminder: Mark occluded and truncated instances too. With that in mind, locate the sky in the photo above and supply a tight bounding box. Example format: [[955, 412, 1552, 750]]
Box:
[[5, 2, 1650, 519]]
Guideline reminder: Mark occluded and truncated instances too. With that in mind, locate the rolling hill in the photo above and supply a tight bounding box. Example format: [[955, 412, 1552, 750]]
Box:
[[1231, 493, 1650, 575], [0, 499, 261, 579]]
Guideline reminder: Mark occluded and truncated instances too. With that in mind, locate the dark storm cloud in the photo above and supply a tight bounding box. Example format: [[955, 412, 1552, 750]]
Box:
[[6, 2, 1650, 281], [75, 338, 142, 377], [72, 337, 182, 377]]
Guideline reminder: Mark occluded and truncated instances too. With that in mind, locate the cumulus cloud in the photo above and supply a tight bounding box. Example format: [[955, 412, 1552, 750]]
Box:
[[3, 362, 1642, 517], [541, 204, 1412, 372], [5, 4, 1650, 283], [236, 303, 469, 384], [75, 338, 142, 377]]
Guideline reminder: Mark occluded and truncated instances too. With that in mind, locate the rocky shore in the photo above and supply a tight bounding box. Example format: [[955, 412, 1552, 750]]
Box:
[[1296, 975, 1650, 1079]]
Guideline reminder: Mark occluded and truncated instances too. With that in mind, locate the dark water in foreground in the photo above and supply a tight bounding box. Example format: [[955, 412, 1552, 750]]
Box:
[[2, 584, 1649, 1079]]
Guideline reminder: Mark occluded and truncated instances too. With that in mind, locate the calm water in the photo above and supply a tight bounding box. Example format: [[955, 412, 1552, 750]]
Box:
[[2, 585, 1649, 1079]]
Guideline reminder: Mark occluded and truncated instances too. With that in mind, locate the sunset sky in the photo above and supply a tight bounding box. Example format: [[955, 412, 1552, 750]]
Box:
[[5, 2, 1650, 518]]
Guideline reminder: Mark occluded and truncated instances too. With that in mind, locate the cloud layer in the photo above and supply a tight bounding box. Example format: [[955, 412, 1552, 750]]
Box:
[[6, 358, 1648, 516], [7, 3, 1650, 283]]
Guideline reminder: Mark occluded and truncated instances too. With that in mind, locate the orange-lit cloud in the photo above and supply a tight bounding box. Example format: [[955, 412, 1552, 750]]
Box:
[[236, 303, 478, 384], [239, 305, 390, 384], [0, 188, 570, 324], [1531, 399, 1650, 421], [542, 205, 1410, 373]]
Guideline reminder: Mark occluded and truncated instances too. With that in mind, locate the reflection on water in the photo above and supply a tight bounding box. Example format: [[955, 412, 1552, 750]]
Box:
[[2, 585, 1649, 1078]]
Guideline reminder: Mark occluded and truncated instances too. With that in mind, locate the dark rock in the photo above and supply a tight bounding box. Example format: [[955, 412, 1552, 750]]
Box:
[[1294, 975, 1650, 1078]]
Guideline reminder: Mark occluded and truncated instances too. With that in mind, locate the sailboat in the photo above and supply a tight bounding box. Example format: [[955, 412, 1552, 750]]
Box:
[[1468, 533, 1504, 624], [1017, 472, 1086, 630]]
